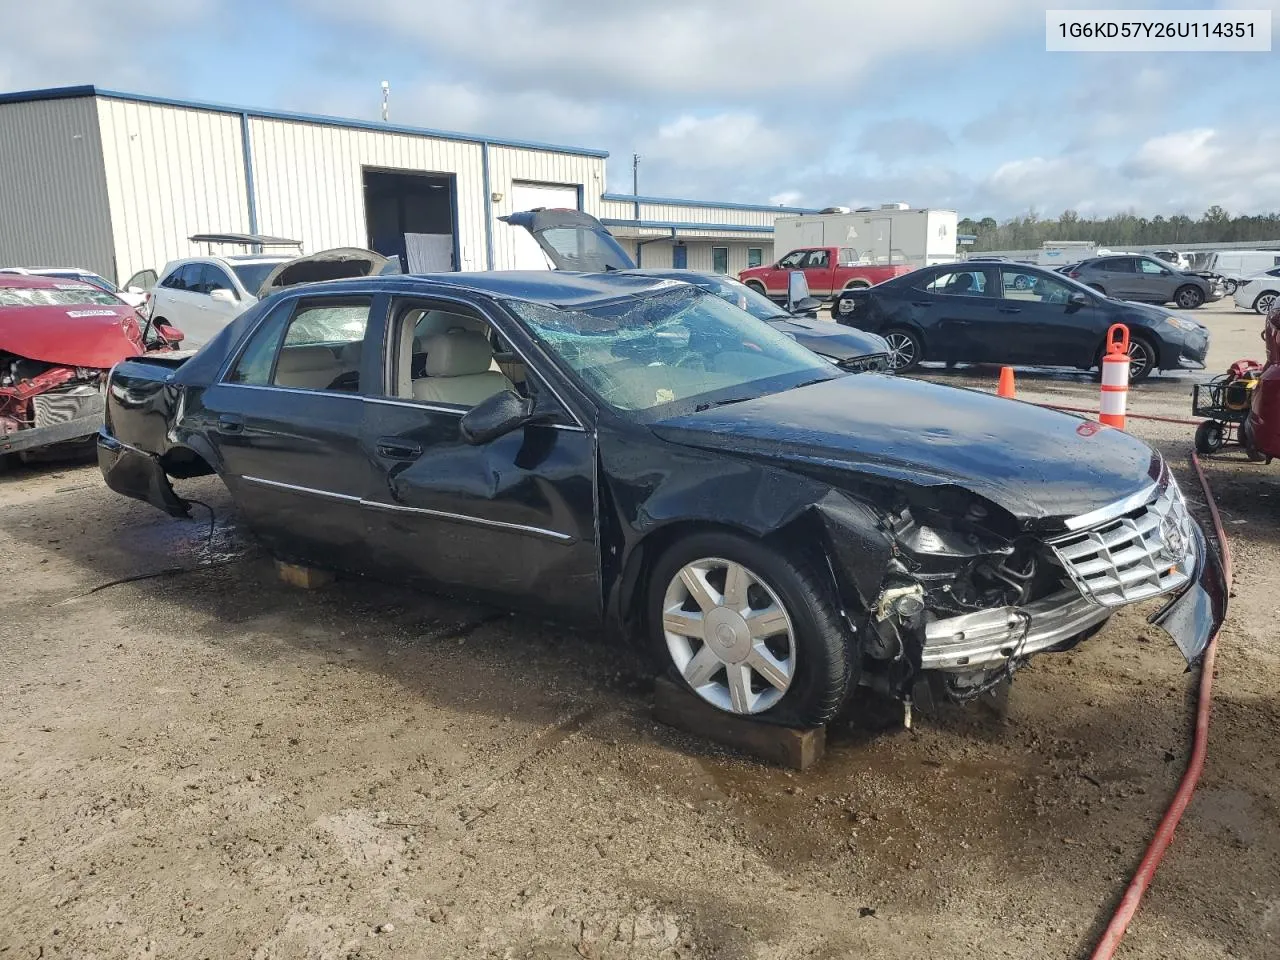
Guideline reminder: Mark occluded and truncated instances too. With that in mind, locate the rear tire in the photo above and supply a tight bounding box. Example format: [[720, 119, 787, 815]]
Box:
[[1223, 279, 1239, 295], [1175, 285, 1205, 309], [1088, 283, 1107, 295], [744, 280, 767, 296], [647, 531, 853, 728], [1194, 420, 1226, 455], [883, 327, 923, 372], [1254, 291, 1279, 315]]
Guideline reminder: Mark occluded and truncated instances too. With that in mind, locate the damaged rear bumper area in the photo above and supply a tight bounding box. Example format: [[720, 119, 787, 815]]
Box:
[[97, 428, 191, 518]]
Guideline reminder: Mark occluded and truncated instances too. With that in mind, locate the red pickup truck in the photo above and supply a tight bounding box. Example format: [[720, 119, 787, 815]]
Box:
[[738, 247, 911, 299]]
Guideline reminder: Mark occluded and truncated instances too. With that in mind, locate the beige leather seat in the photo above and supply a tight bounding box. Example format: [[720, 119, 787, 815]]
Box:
[[412, 330, 513, 407], [274, 345, 345, 389]]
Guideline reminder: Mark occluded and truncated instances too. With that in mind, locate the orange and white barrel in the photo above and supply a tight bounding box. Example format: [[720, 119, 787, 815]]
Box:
[[1100, 323, 1130, 429]]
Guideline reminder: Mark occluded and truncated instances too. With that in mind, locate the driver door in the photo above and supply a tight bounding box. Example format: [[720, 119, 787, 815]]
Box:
[[917, 266, 1007, 363], [999, 268, 1104, 367], [359, 296, 602, 622]]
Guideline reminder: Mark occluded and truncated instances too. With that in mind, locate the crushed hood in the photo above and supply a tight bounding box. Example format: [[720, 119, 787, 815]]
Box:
[[0, 304, 144, 368], [501, 209, 637, 272], [255, 248, 395, 298], [652, 375, 1160, 527]]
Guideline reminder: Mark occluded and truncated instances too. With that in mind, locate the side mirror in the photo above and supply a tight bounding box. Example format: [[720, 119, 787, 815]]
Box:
[[1067, 291, 1090, 309], [460, 390, 536, 445], [155, 323, 184, 343], [792, 296, 822, 317], [786, 271, 813, 314], [209, 288, 236, 304]]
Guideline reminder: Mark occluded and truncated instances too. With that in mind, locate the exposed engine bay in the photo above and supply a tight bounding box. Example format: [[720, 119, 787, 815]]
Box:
[[0, 353, 107, 447]]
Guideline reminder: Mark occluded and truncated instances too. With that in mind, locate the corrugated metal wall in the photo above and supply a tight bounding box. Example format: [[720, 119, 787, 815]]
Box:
[[486, 145, 606, 269], [249, 117, 488, 270], [0, 98, 114, 279], [97, 99, 251, 283], [626, 241, 772, 275]]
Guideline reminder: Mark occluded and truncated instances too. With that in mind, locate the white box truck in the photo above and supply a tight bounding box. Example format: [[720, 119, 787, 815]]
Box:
[[1038, 241, 1106, 266], [770, 204, 958, 269]]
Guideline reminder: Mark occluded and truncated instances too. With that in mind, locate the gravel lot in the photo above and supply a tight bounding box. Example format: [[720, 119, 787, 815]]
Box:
[[2, 301, 1278, 960]]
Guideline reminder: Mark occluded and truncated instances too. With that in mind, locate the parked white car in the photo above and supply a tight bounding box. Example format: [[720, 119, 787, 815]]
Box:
[[0, 266, 151, 310], [1233, 267, 1280, 314], [149, 248, 395, 347], [1208, 250, 1280, 293]]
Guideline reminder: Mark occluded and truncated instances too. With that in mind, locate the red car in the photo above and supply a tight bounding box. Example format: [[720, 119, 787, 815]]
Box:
[[738, 246, 912, 300], [1, 275, 183, 460], [1246, 304, 1280, 461]]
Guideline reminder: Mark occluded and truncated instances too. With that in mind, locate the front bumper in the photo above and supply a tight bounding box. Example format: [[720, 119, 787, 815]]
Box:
[[920, 518, 1225, 673], [921, 589, 1112, 672], [0, 400, 105, 455], [97, 428, 191, 518]]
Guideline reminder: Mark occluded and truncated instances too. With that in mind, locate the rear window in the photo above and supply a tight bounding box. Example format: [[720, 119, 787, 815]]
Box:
[[0, 285, 122, 307]]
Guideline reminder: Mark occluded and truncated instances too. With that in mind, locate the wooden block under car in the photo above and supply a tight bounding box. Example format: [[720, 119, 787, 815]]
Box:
[[275, 560, 335, 590], [652, 675, 826, 771]]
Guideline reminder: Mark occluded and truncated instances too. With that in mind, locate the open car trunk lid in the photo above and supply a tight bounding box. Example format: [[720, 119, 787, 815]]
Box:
[[500, 209, 637, 272], [255, 248, 397, 298]]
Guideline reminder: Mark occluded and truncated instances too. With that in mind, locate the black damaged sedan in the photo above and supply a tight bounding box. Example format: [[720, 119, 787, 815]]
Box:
[[98, 271, 1225, 727], [832, 261, 1210, 381]]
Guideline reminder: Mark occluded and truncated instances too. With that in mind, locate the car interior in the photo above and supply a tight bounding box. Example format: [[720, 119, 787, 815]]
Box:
[[390, 305, 526, 408]]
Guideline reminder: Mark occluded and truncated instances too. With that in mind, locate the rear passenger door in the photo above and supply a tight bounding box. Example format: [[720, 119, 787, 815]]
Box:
[[1092, 257, 1138, 299], [916, 266, 1008, 363], [359, 296, 602, 622], [200, 293, 384, 567]]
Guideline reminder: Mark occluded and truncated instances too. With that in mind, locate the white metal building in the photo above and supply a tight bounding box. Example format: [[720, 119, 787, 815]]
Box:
[[0, 85, 814, 285]]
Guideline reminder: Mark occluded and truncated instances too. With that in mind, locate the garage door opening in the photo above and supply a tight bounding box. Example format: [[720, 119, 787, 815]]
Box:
[[363, 169, 458, 273], [510, 182, 581, 270]]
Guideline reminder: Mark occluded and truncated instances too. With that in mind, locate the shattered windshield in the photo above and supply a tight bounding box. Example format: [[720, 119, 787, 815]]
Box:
[[0, 285, 123, 307], [505, 286, 838, 418]]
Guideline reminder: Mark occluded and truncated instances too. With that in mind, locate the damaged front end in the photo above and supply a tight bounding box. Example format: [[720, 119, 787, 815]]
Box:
[[816, 461, 1226, 704], [0, 353, 107, 456]]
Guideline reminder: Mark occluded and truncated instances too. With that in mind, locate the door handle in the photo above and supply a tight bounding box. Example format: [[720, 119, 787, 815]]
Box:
[[217, 414, 244, 434], [911, 301, 934, 308], [998, 307, 1022, 314], [376, 439, 423, 462]]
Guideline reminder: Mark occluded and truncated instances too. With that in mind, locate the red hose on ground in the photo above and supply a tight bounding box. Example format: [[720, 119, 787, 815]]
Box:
[[1035, 402, 1203, 427], [1089, 452, 1232, 959]]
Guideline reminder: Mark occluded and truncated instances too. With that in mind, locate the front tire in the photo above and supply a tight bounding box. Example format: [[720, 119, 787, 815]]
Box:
[[1224, 278, 1239, 295], [883, 327, 923, 372], [1175, 285, 1205, 309], [648, 532, 852, 728], [1125, 334, 1157, 382], [744, 280, 767, 296]]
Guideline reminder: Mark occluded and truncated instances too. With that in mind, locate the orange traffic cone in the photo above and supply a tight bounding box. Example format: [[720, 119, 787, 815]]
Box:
[[997, 366, 1016, 398]]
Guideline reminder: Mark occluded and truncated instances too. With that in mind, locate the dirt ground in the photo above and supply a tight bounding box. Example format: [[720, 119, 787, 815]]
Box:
[[3, 301, 1279, 959]]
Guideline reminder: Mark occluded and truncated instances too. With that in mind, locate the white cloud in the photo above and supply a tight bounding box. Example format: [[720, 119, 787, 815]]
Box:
[[770, 191, 804, 207], [642, 113, 789, 169]]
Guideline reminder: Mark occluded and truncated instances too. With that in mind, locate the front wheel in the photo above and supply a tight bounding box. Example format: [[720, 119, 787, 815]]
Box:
[[1194, 420, 1226, 455], [1175, 285, 1205, 309], [1224, 278, 1239, 295], [883, 327, 923, 372], [1099, 334, 1157, 382], [648, 532, 852, 728]]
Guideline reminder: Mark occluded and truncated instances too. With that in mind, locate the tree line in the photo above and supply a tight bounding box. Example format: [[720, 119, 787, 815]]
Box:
[[958, 207, 1280, 251]]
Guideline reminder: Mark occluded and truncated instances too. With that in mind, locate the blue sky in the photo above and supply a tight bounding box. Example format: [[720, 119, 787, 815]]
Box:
[[2, 0, 1278, 219]]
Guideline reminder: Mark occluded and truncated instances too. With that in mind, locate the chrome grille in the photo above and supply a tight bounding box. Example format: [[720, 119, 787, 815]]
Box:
[[1049, 471, 1196, 607]]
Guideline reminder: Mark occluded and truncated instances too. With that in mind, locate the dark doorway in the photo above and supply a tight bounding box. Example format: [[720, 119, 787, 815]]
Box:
[[362, 169, 458, 273]]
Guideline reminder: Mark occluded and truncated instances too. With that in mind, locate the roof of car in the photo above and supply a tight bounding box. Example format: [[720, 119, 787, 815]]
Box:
[[0, 274, 94, 289], [164, 255, 292, 270], [285, 270, 686, 308]]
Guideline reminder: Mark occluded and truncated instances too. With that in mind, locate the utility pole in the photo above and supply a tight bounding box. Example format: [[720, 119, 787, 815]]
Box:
[[381, 81, 390, 122], [632, 154, 640, 196]]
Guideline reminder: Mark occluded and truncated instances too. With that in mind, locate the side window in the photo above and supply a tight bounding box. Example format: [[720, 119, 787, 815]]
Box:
[[161, 266, 189, 290], [390, 302, 517, 409], [837, 247, 856, 265], [1101, 258, 1135, 273], [1138, 259, 1167, 275], [805, 250, 829, 268], [226, 300, 292, 385], [747, 247, 763, 269], [1005, 271, 1074, 305], [777, 251, 806, 269], [204, 264, 236, 293], [924, 269, 990, 296], [181, 263, 209, 292]]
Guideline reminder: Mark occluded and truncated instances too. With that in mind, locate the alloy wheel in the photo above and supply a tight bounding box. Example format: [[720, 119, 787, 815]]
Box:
[[1176, 286, 1204, 309], [661, 557, 796, 715], [1258, 292, 1277, 315], [884, 331, 918, 369], [1127, 340, 1152, 379]]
